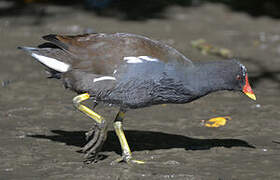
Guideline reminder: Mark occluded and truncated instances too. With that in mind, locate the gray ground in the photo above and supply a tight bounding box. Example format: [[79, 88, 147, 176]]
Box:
[[1, 3, 280, 180]]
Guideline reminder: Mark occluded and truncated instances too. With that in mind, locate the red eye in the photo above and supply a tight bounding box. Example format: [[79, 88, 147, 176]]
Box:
[[236, 75, 241, 80]]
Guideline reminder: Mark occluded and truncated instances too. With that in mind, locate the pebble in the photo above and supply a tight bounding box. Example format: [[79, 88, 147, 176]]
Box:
[[163, 174, 175, 178], [163, 160, 180, 165], [18, 135, 26, 139], [252, 104, 261, 109], [4, 168, 13, 172], [1, 80, 11, 87], [256, 104, 261, 108]]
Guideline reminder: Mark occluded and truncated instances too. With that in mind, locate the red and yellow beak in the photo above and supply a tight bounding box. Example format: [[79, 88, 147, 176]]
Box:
[[242, 74, 256, 100]]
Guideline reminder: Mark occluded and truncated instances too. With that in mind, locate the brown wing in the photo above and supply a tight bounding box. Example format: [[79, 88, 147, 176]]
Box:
[[42, 33, 193, 75]]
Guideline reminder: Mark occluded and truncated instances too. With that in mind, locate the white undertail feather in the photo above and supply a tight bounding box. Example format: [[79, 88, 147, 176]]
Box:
[[93, 76, 116, 82], [31, 53, 70, 72]]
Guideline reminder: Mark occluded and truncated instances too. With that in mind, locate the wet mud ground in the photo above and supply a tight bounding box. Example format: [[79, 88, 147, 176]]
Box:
[[1, 3, 280, 180]]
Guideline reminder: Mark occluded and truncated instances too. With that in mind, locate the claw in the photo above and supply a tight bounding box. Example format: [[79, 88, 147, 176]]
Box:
[[204, 116, 232, 127], [84, 153, 105, 164], [131, 159, 145, 164]]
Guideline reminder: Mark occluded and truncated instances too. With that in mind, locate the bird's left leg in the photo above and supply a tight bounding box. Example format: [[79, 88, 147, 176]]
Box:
[[73, 93, 108, 162], [112, 110, 145, 164]]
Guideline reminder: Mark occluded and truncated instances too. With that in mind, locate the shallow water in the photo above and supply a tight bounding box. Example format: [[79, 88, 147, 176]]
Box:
[[1, 3, 280, 180]]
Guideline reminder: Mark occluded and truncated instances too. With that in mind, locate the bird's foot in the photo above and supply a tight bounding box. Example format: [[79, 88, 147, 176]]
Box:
[[111, 154, 145, 165], [204, 116, 232, 127], [83, 153, 105, 164], [81, 122, 108, 163]]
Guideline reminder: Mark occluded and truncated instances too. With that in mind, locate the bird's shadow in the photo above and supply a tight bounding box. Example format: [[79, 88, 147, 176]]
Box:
[[28, 129, 255, 156]]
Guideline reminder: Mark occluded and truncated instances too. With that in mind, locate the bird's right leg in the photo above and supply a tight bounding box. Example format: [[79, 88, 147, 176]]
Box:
[[73, 93, 108, 162], [112, 110, 145, 164]]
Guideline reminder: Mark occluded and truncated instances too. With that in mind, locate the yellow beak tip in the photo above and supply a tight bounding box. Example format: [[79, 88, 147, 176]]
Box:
[[245, 93, 256, 101]]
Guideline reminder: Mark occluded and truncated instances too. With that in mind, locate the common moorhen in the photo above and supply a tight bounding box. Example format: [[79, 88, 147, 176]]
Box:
[[19, 33, 256, 164]]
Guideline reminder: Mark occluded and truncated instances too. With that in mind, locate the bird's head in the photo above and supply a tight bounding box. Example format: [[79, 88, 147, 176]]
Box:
[[232, 61, 256, 100]]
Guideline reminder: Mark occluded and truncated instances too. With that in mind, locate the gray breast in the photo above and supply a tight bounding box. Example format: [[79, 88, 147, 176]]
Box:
[[99, 60, 193, 109]]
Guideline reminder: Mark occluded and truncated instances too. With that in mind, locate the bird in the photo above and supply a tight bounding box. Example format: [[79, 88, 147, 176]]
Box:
[[18, 32, 256, 164]]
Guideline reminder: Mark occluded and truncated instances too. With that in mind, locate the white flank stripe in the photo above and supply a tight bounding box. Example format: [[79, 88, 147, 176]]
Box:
[[124, 56, 159, 63], [93, 76, 116, 82], [31, 53, 70, 72], [123, 56, 143, 63], [138, 56, 159, 62]]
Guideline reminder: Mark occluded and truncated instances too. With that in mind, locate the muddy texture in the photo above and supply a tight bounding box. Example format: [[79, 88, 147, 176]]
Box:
[[1, 2, 280, 180]]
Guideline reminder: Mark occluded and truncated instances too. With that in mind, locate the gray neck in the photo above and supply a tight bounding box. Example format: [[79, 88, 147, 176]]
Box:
[[152, 60, 238, 104], [183, 60, 237, 98]]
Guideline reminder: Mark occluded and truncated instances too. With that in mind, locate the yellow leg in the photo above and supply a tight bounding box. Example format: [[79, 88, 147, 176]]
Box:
[[73, 93, 107, 161], [112, 111, 145, 164], [73, 93, 103, 124]]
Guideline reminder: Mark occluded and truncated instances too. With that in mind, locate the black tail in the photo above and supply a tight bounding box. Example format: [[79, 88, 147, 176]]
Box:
[[42, 34, 69, 50]]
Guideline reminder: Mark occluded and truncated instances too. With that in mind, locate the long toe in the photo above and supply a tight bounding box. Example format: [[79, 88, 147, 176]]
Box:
[[82, 124, 108, 163], [85, 130, 106, 157], [82, 128, 100, 152], [111, 155, 145, 165]]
